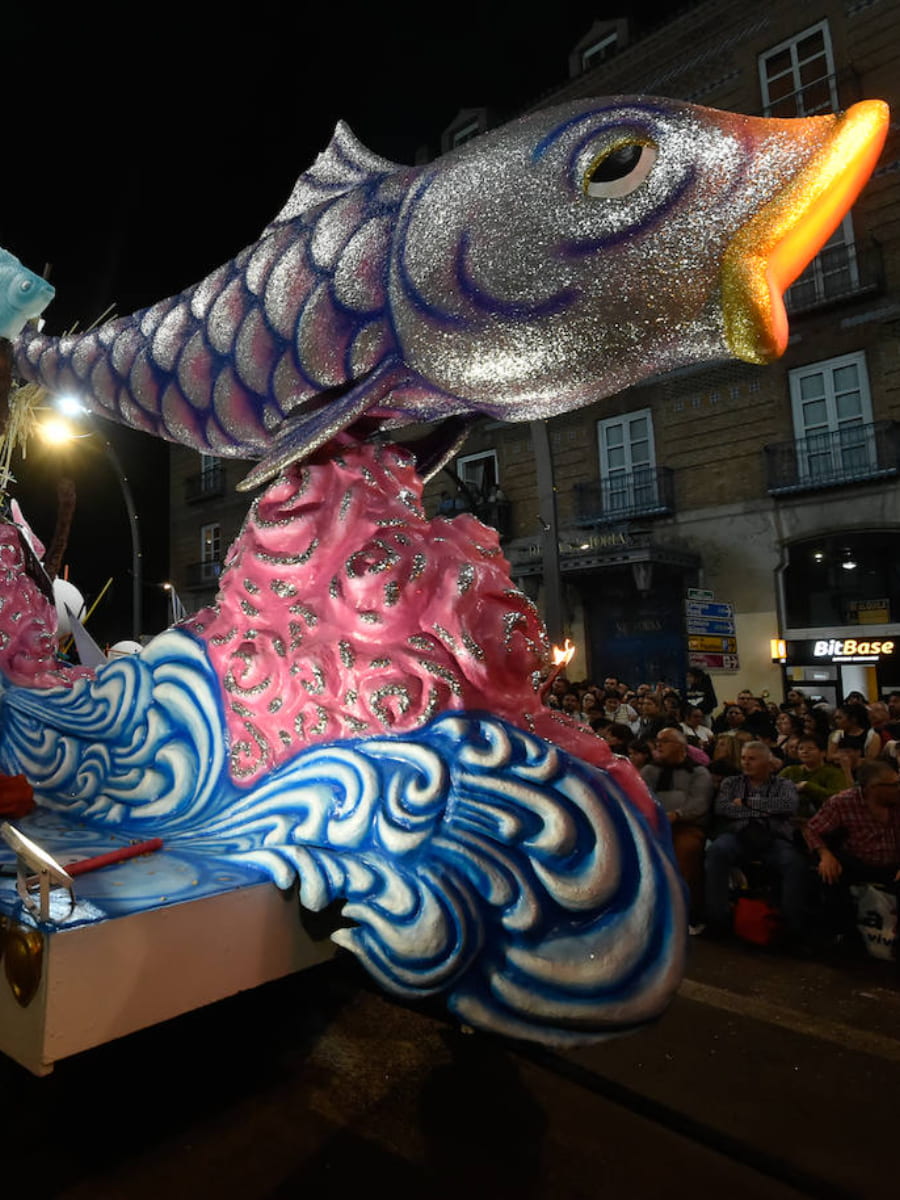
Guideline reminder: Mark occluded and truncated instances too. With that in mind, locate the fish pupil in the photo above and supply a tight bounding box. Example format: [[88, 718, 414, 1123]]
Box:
[[590, 143, 643, 182]]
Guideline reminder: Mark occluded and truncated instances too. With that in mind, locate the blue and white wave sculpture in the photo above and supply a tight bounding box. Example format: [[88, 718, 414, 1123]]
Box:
[[0, 629, 686, 1045]]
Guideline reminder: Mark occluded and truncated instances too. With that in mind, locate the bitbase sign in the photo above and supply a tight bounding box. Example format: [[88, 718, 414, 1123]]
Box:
[[784, 637, 897, 664], [812, 638, 894, 662]]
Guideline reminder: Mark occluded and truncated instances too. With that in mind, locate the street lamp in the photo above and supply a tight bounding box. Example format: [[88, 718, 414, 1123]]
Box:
[[37, 399, 144, 641]]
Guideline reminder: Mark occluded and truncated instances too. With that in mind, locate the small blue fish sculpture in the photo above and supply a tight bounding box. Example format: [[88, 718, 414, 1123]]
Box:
[[0, 249, 54, 341], [6, 96, 889, 488]]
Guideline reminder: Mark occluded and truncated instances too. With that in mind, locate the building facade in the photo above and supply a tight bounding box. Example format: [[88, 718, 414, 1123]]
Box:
[[425, 0, 900, 703], [169, 0, 900, 704]]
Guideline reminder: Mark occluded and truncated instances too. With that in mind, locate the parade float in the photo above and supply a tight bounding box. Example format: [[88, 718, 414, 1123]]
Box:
[[0, 94, 888, 1073]]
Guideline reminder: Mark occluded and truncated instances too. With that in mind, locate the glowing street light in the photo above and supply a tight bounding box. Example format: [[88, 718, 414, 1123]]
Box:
[[37, 398, 144, 641]]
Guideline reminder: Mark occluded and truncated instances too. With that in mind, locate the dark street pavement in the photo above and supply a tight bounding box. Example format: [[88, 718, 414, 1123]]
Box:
[[1, 935, 897, 1200]]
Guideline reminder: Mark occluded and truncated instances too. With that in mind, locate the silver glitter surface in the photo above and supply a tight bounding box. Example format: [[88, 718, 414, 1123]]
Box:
[[345, 688, 358, 705], [279, 729, 292, 746], [270, 579, 298, 599], [408, 635, 432, 651], [347, 716, 370, 733], [311, 706, 328, 735], [268, 697, 284, 713], [372, 684, 411, 721], [384, 580, 399, 607], [243, 579, 260, 594], [330, 576, 343, 600], [290, 603, 318, 626], [460, 632, 485, 661], [240, 598, 260, 618], [417, 685, 441, 726], [409, 554, 426, 581], [503, 612, 527, 648], [224, 669, 270, 697], [339, 488, 353, 520], [288, 621, 305, 649], [294, 711, 305, 736], [339, 640, 356, 668], [369, 657, 391, 669], [360, 611, 381, 624], [301, 665, 326, 695], [433, 624, 457, 650], [272, 637, 287, 657], [457, 564, 474, 594], [421, 659, 463, 696], [231, 700, 253, 718]]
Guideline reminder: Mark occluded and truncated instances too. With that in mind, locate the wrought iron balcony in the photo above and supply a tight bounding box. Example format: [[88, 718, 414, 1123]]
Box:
[[764, 422, 900, 495], [184, 559, 223, 589], [185, 464, 225, 503], [784, 237, 882, 315], [573, 467, 674, 525]]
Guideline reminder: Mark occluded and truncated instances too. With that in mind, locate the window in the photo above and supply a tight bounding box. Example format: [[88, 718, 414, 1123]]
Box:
[[597, 409, 658, 513], [199, 453, 220, 493], [581, 31, 617, 72], [759, 22, 857, 310], [452, 119, 481, 148], [785, 217, 859, 310], [200, 522, 221, 581], [456, 449, 498, 500], [789, 353, 874, 482], [759, 21, 837, 117]]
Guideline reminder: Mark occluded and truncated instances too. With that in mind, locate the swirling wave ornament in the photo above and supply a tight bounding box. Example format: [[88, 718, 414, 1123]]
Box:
[[0, 639, 686, 1044]]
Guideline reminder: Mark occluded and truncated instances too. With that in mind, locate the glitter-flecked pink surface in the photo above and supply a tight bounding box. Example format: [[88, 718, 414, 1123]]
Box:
[[185, 441, 656, 823], [0, 524, 94, 688]]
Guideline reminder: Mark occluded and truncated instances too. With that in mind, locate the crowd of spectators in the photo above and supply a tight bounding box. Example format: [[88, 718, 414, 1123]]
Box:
[[545, 668, 900, 959]]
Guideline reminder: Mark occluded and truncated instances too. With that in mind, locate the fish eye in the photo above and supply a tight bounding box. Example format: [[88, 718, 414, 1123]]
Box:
[[19, 280, 33, 293], [584, 141, 657, 199]]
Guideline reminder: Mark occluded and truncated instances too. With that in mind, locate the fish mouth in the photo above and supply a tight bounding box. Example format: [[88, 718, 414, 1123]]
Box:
[[722, 99, 889, 364]]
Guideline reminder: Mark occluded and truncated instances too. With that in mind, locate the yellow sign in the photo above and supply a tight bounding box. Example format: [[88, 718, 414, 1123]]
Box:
[[688, 635, 738, 653]]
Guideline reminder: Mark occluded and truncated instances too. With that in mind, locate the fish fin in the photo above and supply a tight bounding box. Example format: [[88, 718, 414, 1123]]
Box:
[[264, 121, 402, 232], [236, 361, 411, 492], [65, 605, 108, 669], [397, 415, 481, 483]]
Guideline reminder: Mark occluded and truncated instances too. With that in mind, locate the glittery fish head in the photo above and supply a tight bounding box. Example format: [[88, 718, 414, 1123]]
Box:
[[390, 96, 888, 416], [0, 249, 54, 340]]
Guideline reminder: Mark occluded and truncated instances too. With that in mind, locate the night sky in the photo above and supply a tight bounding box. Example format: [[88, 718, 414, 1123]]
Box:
[[2, 2, 676, 641]]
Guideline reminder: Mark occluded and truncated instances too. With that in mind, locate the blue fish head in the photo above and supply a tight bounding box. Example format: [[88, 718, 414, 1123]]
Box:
[[390, 96, 888, 420], [0, 250, 55, 340]]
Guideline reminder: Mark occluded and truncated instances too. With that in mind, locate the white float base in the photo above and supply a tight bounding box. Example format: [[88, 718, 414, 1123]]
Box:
[[0, 881, 334, 1076]]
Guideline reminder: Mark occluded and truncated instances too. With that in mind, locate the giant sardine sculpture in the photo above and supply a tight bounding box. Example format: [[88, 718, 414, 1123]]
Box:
[[4, 96, 889, 489]]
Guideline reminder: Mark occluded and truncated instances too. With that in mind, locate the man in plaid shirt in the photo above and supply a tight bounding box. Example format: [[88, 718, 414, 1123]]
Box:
[[804, 759, 900, 888], [705, 741, 807, 940]]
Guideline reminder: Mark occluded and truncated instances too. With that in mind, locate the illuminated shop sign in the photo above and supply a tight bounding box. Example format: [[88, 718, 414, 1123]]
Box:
[[813, 638, 894, 661], [781, 637, 897, 664]]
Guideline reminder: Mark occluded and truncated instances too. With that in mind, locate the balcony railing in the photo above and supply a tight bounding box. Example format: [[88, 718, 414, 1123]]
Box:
[[574, 467, 674, 525], [185, 465, 225, 503], [764, 421, 900, 495], [784, 237, 882, 315], [185, 559, 223, 589]]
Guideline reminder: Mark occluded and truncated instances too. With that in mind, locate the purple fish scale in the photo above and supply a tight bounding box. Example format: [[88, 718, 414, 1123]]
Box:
[[15, 179, 405, 458]]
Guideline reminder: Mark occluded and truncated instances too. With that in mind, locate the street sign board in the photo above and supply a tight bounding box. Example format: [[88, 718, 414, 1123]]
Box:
[[686, 618, 736, 636], [687, 588, 714, 602], [688, 635, 738, 653], [684, 601, 734, 620], [688, 652, 740, 671]]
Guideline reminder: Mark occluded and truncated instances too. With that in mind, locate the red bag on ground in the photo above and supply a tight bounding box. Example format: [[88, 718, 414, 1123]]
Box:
[[0, 773, 34, 818], [734, 895, 782, 946]]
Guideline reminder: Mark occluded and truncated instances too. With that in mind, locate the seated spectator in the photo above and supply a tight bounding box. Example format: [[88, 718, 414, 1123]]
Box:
[[560, 692, 586, 723], [627, 740, 654, 772], [635, 696, 665, 741], [721, 705, 747, 737], [867, 701, 898, 747], [802, 708, 832, 744], [886, 692, 900, 740], [641, 729, 714, 924], [683, 706, 714, 748], [778, 736, 846, 817], [803, 759, 900, 946], [581, 692, 601, 722], [602, 690, 638, 729], [828, 703, 881, 761], [711, 731, 750, 770], [704, 741, 807, 943], [775, 711, 804, 754], [599, 721, 634, 754]]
